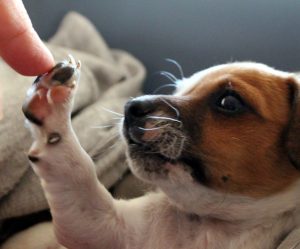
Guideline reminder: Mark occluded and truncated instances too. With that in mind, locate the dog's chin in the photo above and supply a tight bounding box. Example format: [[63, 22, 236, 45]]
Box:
[[126, 142, 208, 186]]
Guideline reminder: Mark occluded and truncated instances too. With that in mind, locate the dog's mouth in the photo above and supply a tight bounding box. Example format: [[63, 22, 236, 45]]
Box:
[[126, 137, 208, 184], [123, 116, 208, 184]]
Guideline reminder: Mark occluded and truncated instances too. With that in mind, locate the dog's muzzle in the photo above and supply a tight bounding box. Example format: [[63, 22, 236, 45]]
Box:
[[123, 96, 187, 161]]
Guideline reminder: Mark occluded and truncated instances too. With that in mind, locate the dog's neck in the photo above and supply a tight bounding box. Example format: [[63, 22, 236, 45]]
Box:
[[156, 176, 300, 229], [153, 191, 297, 249], [184, 208, 296, 233]]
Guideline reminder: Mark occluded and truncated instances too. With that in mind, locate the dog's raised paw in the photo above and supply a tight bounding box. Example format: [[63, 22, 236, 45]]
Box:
[[22, 55, 81, 126]]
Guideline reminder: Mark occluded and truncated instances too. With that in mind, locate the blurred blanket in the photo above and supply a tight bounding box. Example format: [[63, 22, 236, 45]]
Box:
[[0, 12, 145, 219]]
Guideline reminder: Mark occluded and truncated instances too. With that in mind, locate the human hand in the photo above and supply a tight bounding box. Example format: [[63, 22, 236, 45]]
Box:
[[0, 0, 54, 120], [0, 0, 54, 76]]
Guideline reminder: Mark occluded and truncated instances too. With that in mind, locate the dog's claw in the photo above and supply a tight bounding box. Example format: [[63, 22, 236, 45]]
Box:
[[76, 60, 81, 69], [68, 54, 76, 65]]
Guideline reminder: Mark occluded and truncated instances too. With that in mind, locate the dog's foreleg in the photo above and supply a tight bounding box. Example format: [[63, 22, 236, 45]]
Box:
[[23, 59, 127, 249]]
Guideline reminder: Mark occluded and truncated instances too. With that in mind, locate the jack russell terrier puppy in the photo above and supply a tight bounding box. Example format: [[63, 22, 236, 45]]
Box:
[[19, 57, 300, 249]]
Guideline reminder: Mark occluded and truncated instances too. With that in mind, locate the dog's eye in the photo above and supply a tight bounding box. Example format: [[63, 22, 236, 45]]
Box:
[[216, 93, 245, 115]]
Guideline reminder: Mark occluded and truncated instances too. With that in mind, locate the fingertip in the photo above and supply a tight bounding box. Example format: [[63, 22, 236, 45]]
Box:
[[0, 0, 55, 76], [0, 29, 55, 76]]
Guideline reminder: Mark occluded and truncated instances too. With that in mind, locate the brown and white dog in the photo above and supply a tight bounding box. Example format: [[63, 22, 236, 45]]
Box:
[[15, 59, 300, 248]]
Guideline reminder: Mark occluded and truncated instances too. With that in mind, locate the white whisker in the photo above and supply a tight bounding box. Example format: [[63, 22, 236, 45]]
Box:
[[91, 135, 122, 161], [153, 84, 177, 94], [107, 139, 122, 150], [138, 125, 169, 131], [165, 58, 185, 79], [159, 71, 178, 82], [147, 115, 182, 124], [101, 107, 124, 117], [160, 98, 180, 118], [90, 125, 115, 129]]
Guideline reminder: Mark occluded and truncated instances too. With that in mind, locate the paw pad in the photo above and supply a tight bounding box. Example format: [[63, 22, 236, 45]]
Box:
[[22, 55, 81, 126], [48, 133, 62, 145]]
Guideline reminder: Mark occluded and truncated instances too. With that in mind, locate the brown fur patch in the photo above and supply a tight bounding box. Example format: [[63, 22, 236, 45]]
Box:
[[178, 65, 300, 198]]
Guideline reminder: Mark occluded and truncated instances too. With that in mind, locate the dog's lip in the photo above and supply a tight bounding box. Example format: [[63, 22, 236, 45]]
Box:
[[127, 141, 183, 166], [125, 126, 145, 145], [124, 122, 157, 146], [125, 129, 177, 162], [128, 142, 208, 184], [124, 122, 207, 183], [125, 125, 180, 162]]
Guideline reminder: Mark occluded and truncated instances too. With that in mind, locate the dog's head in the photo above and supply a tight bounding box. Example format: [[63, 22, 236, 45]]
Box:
[[122, 62, 300, 219]]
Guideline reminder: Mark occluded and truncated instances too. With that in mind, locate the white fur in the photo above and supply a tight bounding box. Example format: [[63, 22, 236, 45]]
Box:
[[175, 62, 293, 95]]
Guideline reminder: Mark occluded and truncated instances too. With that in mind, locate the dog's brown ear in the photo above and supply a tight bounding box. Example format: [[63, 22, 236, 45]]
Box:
[[286, 76, 300, 169]]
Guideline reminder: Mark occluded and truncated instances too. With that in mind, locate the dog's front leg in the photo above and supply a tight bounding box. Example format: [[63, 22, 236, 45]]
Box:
[[22, 58, 126, 249]]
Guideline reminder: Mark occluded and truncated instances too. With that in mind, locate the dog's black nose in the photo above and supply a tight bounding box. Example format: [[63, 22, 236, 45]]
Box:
[[124, 98, 156, 144], [124, 99, 155, 124]]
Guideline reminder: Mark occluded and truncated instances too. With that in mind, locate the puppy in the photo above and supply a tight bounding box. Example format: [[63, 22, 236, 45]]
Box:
[[21, 58, 300, 249]]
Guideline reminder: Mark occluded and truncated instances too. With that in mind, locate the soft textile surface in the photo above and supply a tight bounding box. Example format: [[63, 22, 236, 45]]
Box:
[[2, 221, 300, 249], [0, 12, 145, 219], [277, 228, 300, 249]]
